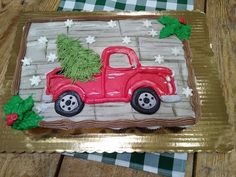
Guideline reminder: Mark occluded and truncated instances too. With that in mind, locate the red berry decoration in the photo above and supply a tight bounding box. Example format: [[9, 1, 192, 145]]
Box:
[[6, 113, 18, 126], [178, 17, 187, 25]]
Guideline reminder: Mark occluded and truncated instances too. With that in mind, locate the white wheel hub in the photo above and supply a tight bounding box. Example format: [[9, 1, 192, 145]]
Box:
[[138, 92, 157, 109], [59, 94, 78, 112]]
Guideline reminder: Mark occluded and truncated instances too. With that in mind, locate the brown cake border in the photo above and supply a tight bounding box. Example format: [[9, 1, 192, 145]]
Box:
[[12, 14, 201, 130]]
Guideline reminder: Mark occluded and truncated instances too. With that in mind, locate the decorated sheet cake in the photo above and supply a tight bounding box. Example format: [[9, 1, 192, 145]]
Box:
[[0, 11, 233, 153], [3, 15, 200, 130]]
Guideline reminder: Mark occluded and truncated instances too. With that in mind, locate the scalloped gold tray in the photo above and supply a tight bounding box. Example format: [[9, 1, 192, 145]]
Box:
[[0, 11, 233, 152]]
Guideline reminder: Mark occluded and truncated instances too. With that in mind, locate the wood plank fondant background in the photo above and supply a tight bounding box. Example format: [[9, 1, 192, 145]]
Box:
[[19, 19, 194, 126]]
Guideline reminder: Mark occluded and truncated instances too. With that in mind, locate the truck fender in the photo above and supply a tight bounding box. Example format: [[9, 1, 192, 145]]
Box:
[[52, 84, 86, 102], [127, 81, 164, 99]]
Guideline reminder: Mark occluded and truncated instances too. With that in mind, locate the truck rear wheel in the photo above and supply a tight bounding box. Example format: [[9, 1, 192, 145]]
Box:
[[131, 88, 160, 114], [55, 91, 84, 117]]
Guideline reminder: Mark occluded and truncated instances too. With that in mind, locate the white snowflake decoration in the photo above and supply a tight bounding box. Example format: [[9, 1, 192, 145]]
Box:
[[86, 36, 96, 44], [143, 20, 152, 28], [154, 55, 164, 64], [47, 53, 57, 62], [35, 103, 48, 113], [171, 47, 181, 56], [122, 36, 131, 45], [21, 57, 32, 66], [38, 36, 48, 45], [148, 29, 158, 37], [182, 87, 193, 97], [64, 19, 74, 28], [30, 75, 41, 86], [107, 20, 117, 28]]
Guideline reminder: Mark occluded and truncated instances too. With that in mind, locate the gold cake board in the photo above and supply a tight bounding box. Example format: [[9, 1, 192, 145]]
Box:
[[0, 11, 233, 153]]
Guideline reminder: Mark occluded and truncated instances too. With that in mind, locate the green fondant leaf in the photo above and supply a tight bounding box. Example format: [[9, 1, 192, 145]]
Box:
[[11, 111, 43, 130], [159, 24, 177, 39], [158, 16, 176, 25], [3, 95, 23, 115], [175, 24, 191, 41], [18, 96, 34, 115], [2, 95, 44, 130], [158, 16, 191, 41]]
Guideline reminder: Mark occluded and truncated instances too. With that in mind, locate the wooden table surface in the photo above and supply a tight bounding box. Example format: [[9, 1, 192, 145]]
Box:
[[0, 0, 235, 177]]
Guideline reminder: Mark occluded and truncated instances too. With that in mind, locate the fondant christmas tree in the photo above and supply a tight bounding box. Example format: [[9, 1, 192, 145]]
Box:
[[2, 95, 43, 130], [158, 16, 191, 41], [56, 34, 102, 82]]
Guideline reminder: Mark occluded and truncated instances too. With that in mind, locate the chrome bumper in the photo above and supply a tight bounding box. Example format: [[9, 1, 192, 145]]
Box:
[[160, 95, 181, 103]]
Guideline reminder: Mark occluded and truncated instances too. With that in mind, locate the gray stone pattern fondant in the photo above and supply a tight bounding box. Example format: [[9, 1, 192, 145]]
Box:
[[19, 19, 195, 122]]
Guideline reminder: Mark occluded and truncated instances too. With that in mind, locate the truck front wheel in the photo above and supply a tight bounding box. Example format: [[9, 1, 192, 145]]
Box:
[[131, 88, 161, 114], [55, 91, 84, 117]]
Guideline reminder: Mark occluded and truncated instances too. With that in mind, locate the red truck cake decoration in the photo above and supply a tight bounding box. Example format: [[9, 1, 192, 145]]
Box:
[[45, 46, 180, 117]]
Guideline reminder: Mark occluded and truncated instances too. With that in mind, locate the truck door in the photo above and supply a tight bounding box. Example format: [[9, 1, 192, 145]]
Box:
[[105, 53, 137, 99]]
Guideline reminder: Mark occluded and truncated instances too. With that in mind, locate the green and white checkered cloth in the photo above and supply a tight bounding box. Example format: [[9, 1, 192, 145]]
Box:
[[63, 152, 187, 177], [58, 0, 194, 11], [58, 0, 192, 176]]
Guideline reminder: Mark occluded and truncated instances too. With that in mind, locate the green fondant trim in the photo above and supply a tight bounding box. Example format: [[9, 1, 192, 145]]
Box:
[[158, 16, 191, 41], [56, 34, 102, 82]]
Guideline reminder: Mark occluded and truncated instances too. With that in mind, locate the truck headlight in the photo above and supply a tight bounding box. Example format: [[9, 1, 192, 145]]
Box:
[[166, 76, 171, 82]]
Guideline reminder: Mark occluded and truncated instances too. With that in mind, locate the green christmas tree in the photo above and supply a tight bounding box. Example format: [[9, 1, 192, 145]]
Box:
[[2, 95, 43, 130], [56, 34, 102, 82], [158, 16, 191, 41]]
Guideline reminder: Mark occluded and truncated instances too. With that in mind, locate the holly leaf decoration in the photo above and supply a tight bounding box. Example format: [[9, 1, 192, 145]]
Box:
[[3, 95, 22, 116], [11, 111, 43, 130], [175, 25, 191, 41], [159, 24, 178, 39], [158, 16, 191, 41], [158, 16, 177, 25], [3, 95, 33, 115], [2, 95, 43, 130], [18, 96, 34, 115]]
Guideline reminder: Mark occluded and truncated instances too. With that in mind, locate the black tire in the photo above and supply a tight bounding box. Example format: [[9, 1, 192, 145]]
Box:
[[131, 88, 161, 114], [55, 91, 84, 117]]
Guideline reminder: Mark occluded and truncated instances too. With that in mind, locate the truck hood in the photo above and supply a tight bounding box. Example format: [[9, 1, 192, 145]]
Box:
[[140, 66, 173, 75]]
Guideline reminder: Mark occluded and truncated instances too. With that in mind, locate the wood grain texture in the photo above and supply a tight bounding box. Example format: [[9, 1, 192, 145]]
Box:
[[38, 0, 60, 11], [0, 153, 60, 177], [185, 154, 194, 177], [194, 0, 206, 12], [0, 0, 22, 85], [22, 0, 60, 11], [206, 0, 236, 126], [195, 0, 236, 176], [195, 150, 236, 177]]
